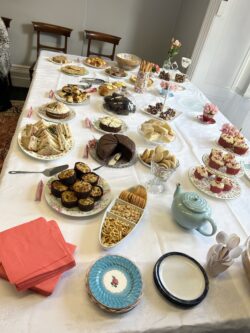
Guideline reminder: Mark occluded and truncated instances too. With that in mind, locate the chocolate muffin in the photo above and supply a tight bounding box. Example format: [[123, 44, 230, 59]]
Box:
[[51, 180, 68, 198], [90, 185, 103, 201], [61, 191, 78, 208], [74, 162, 91, 178], [72, 180, 92, 199], [82, 172, 99, 186], [58, 169, 76, 185], [78, 197, 95, 212]]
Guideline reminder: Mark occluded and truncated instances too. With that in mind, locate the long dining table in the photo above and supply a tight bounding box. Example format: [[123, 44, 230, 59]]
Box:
[[0, 50, 249, 333]]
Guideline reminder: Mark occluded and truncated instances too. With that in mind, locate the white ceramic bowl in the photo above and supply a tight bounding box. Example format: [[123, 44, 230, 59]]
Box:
[[116, 53, 141, 70]]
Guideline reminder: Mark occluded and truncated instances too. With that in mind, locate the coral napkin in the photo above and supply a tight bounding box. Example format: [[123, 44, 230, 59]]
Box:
[[0, 217, 76, 291], [0, 242, 76, 296]]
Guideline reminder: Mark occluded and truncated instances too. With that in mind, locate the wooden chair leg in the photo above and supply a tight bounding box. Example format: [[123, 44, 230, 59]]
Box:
[[8, 72, 12, 87]]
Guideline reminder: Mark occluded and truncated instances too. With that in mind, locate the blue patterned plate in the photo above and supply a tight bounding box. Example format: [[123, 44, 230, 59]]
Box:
[[88, 255, 143, 309]]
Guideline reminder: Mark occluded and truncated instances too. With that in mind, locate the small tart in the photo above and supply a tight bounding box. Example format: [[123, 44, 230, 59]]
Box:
[[58, 169, 76, 185], [51, 180, 68, 198], [72, 180, 92, 199], [194, 166, 208, 180], [90, 185, 103, 201], [78, 197, 95, 211], [82, 172, 99, 186], [74, 162, 91, 178], [210, 180, 224, 193], [61, 190, 78, 208]]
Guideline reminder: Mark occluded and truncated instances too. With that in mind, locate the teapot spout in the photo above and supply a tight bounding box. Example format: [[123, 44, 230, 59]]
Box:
[[174, 183, 181, 198]]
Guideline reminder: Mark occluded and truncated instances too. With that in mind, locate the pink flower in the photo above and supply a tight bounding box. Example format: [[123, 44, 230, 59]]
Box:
[[152, 63, 160, 73], [203, 103, 219, 115], [221, 123, 240, 137], [173, 39, 181, 48]]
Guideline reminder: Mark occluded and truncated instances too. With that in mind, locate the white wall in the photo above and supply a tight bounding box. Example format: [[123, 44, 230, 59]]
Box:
[[172, 0, 210, 63], [1, 0, 183, 66], [191, 0, 250, 139]]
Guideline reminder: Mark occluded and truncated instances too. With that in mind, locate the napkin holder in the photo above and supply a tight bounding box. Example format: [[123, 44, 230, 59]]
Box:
[[206, 231, 242, 277]]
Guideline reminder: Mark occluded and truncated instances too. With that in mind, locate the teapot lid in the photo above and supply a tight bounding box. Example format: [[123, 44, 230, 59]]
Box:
[[182, 192, 208, 213]]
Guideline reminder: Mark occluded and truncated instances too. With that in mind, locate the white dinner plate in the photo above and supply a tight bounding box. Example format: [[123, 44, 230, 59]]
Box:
[[214, 139, 249, 157], [154, 252, 209, 307], [88, 145, 137, 169], [189, 167, 241, 200], [60, 64, 89, 76], [140, 106, 182, 122], [47, 57, 69, 65], [45, 176, 112, 217], [37, 106, 76, 123], [92, 118, 128, 134], [202, 154, 245, 178], [137, 152, 151, 168], [137, 126, 176, 146], [54, 90, 90, 106], [18, 126, 74, 161], [99, 101, 136, 117], [83, 59, 108, 69]]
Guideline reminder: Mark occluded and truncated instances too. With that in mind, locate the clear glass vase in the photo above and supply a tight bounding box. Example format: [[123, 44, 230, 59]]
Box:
[[162, 57, 173, 70]]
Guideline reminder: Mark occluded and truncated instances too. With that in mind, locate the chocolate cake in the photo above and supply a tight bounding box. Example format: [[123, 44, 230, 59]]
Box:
[[96, 134, 135, 162], [104, 93, 136, 115]]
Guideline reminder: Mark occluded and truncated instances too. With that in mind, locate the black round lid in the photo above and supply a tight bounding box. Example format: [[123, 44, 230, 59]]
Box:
[[153, 252, 209, 307]]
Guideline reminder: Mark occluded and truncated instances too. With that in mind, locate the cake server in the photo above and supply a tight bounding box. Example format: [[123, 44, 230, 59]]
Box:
[[8, 164, 69, 177], [80, 78, 106, 85]]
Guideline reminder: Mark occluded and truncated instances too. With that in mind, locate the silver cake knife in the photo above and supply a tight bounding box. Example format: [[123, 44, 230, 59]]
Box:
[[9, 164, 69, 177]]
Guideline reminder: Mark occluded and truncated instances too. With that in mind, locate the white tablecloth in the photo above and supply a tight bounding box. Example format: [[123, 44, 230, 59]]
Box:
[[0, 51, 249, 333]]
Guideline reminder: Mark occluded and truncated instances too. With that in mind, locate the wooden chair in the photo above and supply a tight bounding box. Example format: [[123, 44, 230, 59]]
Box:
[[29, 21, 73, 79], [1, 17, 12, 29], [85, 30, 121, 60], [1, 17, 12, 87]]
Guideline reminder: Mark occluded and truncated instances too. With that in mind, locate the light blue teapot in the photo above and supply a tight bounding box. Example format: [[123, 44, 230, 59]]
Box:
[[171, 184, 217, 236]]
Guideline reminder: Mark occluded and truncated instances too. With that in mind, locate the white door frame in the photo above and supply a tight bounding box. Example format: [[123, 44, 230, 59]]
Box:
[[188, 0, 222, 79]]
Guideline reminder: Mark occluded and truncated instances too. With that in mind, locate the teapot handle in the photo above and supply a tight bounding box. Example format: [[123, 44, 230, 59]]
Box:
[[196, 217, 217, 236]]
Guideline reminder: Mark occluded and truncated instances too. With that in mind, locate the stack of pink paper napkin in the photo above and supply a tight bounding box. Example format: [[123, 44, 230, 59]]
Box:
[[0, 217, 76, 296]]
